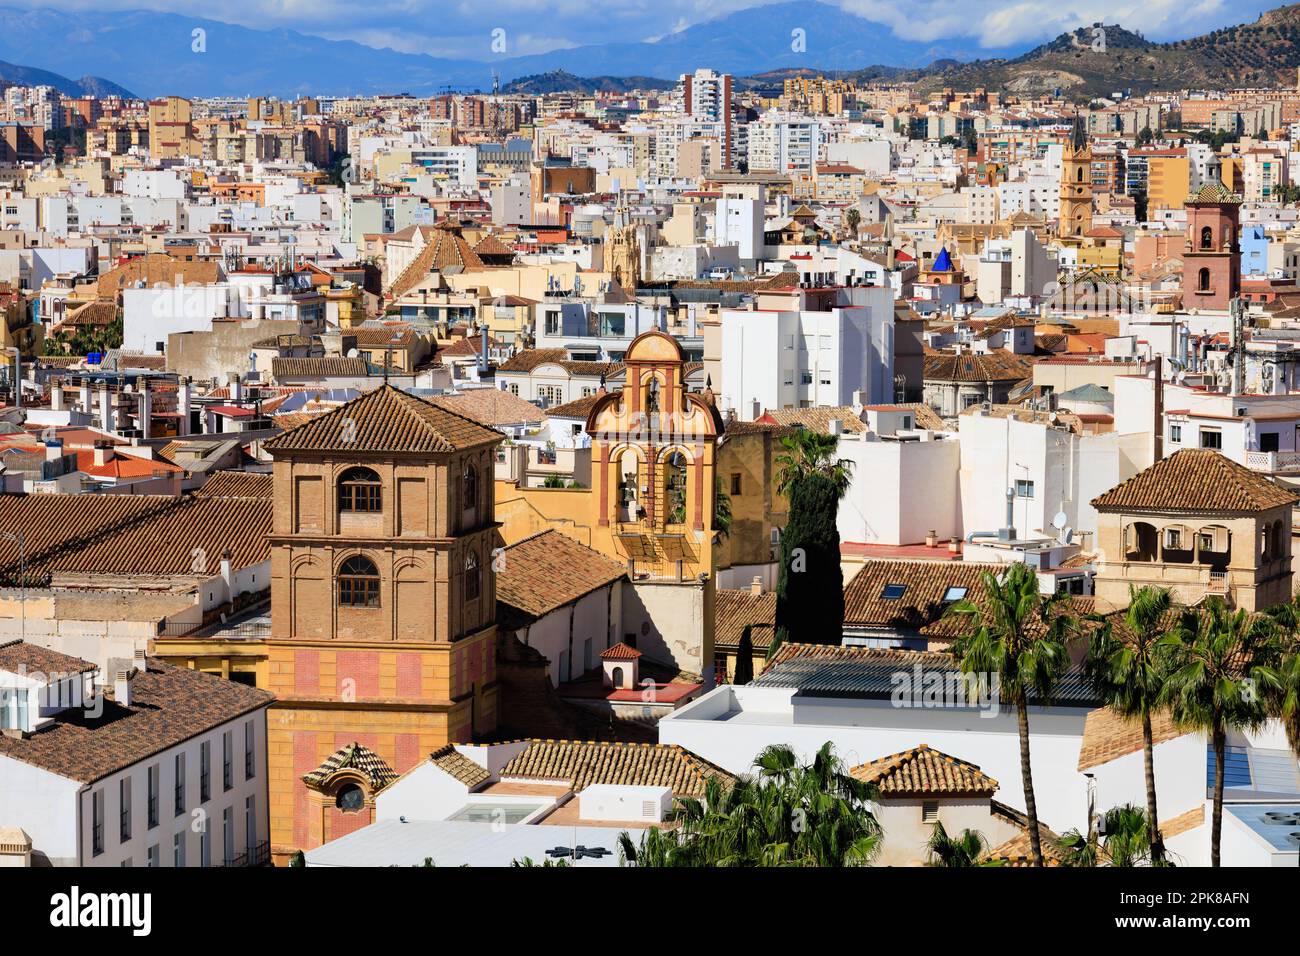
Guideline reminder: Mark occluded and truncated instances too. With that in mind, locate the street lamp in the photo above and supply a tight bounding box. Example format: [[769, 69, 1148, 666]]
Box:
[[1, 531, 25, 645]]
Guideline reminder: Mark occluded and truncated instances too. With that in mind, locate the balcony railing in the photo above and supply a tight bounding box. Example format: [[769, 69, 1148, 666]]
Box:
[[224, 841, 271, 868], [1245, 450, 1300, 474]]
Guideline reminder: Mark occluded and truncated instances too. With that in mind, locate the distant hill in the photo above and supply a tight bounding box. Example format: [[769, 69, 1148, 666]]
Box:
[[0, 58, 134, 98], [910, 8, 1300, 97], [502, 71, 674, 95]]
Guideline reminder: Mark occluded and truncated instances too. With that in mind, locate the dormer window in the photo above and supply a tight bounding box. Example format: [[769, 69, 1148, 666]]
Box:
[[339, 467, 381, 513]]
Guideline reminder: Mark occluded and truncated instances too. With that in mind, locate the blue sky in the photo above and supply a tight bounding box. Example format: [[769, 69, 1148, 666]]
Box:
[[1, 0, 1277, 58]]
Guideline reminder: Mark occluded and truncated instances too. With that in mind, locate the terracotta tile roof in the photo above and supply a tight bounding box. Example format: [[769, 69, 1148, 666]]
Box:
[[985, 801, 1068, 866], [599, 642, 642, 661], [387, 223, 485, 299], [59, 301, 117, 328], [72, 450, 182, 480], [1076, 706, 1188, 771], [266, 384, 502, 455], [429, 388, 545, 426], [496, 348, 569, 373], [758, 406, 868, 433], [495, 530, 626, 624], [473, 234, 517, 259], [545, 394, 601, 419], [1090, 449, 1298, 513], [766, 641, 953, 670], [850, 745, 999, 796], [924, 351, 1035, 383], [714, 589, 776, 652], [271, 357, 369, 379], [302, 742, 400, 793], [498, 740, 734, 797], [0, 493, 271, 584], [94, 254, 222, 298], [193, 471, 274, 499], [0, 658, 272, 784], [0, 640, 98, 676], [1159, 805, 1204, 839], [1186, 182, 1242, 205], [429, 744, 493, 789], [347, 327, 420, 347], [843, 559, 998, 632], [559, 360, 624, 378], [891, 403, 949, 431]]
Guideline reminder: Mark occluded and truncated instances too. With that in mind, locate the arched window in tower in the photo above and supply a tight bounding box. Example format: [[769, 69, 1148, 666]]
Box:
[[463, 463, 478, 514], [338, 467, 381, 513], [1198, 268, 1211, 292], [465, 550, 481, 602], [1201, 226, 1213, 250], [338, 555, 380, 608], [664, 451, 688, 525], [1077, 166, 1085, 182], [646, 377, 660, 414]]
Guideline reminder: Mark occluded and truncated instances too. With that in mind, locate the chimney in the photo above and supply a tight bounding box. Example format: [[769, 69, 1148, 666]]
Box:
[[231, 373, 244, 403], [133, 647, 147, 673], [114, 668, 133, 708], [750, 576, 763, 596], [98, 380, 114, 432], [178, 377, 192, 437], [78, 376, 92, 414], [137, 377, 152, 441], [44, 438, 63, 462], [93, 439, 114, 468], [851, 389, 865, 415], [219, 547, 234, 602], [50, 377, 66, 412]]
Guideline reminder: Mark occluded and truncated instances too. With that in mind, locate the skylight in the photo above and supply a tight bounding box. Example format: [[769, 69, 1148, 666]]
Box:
[[943, 586, 968, 602], [881, 584, 907, 600]]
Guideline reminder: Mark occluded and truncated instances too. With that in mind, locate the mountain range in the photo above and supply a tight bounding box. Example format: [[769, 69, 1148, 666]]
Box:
[[1, 3, 1300, 100], [0, 2, 1016, 98], [0, 58, 134, 98]]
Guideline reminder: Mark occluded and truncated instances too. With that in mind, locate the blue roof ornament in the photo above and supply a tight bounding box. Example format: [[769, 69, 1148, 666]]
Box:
[[932, 247, 954, 273]]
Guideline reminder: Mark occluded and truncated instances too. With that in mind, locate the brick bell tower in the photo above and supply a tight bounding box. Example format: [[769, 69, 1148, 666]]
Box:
[[1182, 183, 1242, 313], [262, 385, 503, 863]]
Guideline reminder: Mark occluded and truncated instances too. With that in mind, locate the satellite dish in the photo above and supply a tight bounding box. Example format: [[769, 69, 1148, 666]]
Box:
[[346, 348, 360, 359], [1051, 511, 1068, 531], [1061, 527, 1074, 545]]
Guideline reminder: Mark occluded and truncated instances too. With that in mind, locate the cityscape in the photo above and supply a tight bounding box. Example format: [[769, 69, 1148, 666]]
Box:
[[0, 1, 1298, 905]]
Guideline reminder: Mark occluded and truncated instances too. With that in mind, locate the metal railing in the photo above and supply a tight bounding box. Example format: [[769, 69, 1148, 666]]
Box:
[[223, 841, 271, 868]]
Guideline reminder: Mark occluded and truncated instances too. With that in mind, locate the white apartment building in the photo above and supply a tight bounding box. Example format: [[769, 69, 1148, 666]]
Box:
[[0, 645, 272, 867], [719, 285, 895, 419], [747, 114, 821, 175]]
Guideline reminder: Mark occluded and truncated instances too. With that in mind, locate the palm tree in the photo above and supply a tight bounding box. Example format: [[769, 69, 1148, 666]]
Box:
[[619, 742, 880, 867], [1058, 804, 1153, 867], [774, 430, 853, 499], [925, 821, 992, 867], [1085, 585, 1175, 863], [1162, 598, 1274, 867], [945, 562, 1076, 867]]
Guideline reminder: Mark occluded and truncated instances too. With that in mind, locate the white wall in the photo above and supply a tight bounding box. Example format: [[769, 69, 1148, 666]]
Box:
[[837, 432, 961, 545]]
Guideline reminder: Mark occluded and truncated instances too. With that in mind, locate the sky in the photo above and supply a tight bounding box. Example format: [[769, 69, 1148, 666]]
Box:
[[0, 0, 1280, 59]]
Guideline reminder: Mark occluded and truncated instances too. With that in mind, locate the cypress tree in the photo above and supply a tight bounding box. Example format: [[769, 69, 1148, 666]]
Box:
[[775, 471, 845, 646]]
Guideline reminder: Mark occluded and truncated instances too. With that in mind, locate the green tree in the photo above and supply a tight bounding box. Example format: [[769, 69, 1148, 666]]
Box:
[[774, 432, 853, 647], [1085, 585, 1175, 863], [1058, 804, 1154, 867], [945, 562, 1077, 867], [845, 207, 861, 234], [619, 742, 880, 867], [1162, 599, 1274, 867], [733, 625, 754, 685], [541, 474, 566, 488], [1136, 126, 1154, 146], [925, 821, 993, 867], [713, 476, 732, 539]]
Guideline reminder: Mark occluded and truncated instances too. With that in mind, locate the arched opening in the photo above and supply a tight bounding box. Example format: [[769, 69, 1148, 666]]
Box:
[[335, 784, 365, 812], [663, 451, 688, 525], [1198, 268, 1211, 292], [616, 449, 642, 522], [1125, 522, 1158, 562], [611, 666, 624, 689], [463, 463, 478, 514], [1200, 226, 1213, 250], [338, 467, 381, 513], [1162, 524, 1193, 564], [465, 550, 480, 602], [338, 555, 380, 607], [1077, 166, 1085, 182], [1197, 525, 1231, 571]]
